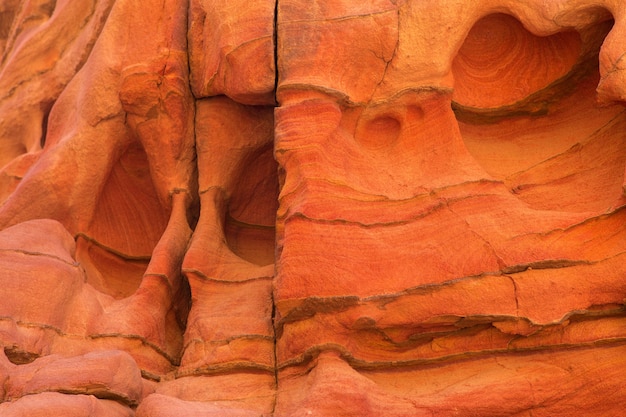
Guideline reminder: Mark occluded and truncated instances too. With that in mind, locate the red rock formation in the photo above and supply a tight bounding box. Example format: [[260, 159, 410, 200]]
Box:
[[0, 0, 625, 415]]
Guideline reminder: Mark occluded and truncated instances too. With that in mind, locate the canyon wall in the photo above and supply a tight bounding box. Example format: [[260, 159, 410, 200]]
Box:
[[0, 0, 625, 415]]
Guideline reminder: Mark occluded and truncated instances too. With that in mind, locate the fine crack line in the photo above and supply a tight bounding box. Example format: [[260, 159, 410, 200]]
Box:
[[443, 200, 507, 269], [509, 203, 626, 240], [504, 274, 520, 315], [273, 0, 279, 106], [74, 233, 151, 262], [603, 50, 626, 77], [272, 4, 280, 413], [0, 248, 80, 267], [365, 7, 399, 105], [278, 177, 503, 206], [175, 362, 275, 378], [504, 108, 626, 181], [281, 9, 396, 25], [182, 268, 273, 284], [87, 333, 179, 365], [270, 270, 279, 416]]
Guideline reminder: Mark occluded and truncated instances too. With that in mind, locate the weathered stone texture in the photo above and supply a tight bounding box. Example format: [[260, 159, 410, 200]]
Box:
[[0, 0, 625, 415]]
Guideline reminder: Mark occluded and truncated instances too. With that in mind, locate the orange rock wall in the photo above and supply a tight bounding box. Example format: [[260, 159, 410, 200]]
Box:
[[0, 0, 625, 415]]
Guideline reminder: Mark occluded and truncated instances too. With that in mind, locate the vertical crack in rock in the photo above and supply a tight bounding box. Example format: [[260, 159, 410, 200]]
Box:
[[271, 2, 280, 415], [1, 2, 626, 415], [183, 0, 199, 229], [273, 0, 279, 105], [368, 11, 399, 105], [504, 274, 520, 315], [443, 200, 507, 270], [270, 282, 279, 416]]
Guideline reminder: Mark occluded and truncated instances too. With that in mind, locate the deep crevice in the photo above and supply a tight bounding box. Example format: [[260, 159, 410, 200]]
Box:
[[39, 100, 54, 149], [272, 2, 280, 415], [273, 0, 279, 105], [4, 345, 40, 365]]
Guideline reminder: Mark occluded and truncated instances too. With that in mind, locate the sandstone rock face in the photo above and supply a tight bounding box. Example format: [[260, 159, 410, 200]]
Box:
[[0, 0, 625, 415]]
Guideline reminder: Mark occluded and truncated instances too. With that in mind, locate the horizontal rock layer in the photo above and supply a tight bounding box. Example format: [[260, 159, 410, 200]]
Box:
[[0, 0, 625, 415]]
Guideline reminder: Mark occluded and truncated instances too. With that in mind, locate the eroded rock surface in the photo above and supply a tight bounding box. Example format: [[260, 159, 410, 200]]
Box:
[[0, 0, 625, 415]]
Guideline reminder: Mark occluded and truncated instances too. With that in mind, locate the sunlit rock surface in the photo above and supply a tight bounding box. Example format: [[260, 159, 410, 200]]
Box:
[[0, 0, 625, 415]]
